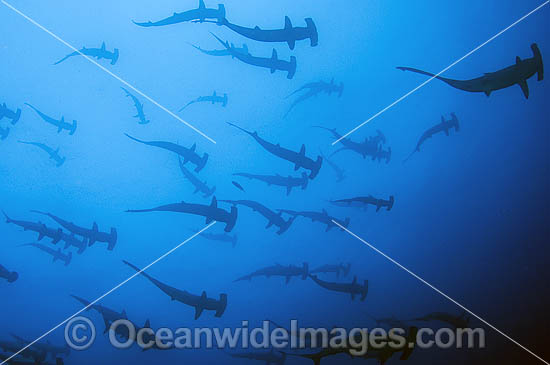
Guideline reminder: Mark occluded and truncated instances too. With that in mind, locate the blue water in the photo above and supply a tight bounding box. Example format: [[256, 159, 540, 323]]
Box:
[[1, 0, 548, 364]]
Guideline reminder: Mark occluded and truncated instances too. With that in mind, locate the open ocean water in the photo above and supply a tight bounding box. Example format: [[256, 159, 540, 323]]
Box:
[[0, 1, 549, 364]]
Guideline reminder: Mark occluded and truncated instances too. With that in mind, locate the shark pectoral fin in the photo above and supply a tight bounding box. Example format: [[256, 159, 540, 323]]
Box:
[[518, 80, 529, 99]]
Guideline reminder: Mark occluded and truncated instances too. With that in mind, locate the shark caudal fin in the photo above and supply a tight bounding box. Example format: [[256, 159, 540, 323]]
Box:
[[11, 108, 21, 125], [195, 153, 209, 172], [305, 18, 319, 47], [301, 262, 309, 280], [531, 43, 544, 81], [111, 48, 120, 65], [287, 56, 297, 79], [2, 210, 13, 224], [69, 120, 77, 135]]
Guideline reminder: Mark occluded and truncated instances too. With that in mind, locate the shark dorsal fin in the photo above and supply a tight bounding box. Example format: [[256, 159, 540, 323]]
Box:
[[271, 48, 278, 60], [210, 196, 218, 208], [190, 143, 196, 152], [198, 0, 206, 9], [255, 26, 261, 30], [299, 144, 306, 156], [144, 319, 151, 328], [284, 16, 292, 30]]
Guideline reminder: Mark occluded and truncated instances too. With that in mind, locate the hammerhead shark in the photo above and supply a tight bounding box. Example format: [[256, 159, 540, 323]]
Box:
[[58, 231, 87, 254], [319, 150, 345, 182], [123, 260, 228, 319], [125, 134, 208, 172], [0, 126, 8, 140], [227, 349, 287, 365], [31, 210, 117, 251], [212, 34, 297, 79], [3, 211, 63, 243], [313, 126, 385, 160], [71, 295, 128, 333], [191, 229, 237, 248], [54, 41, 119, 65], [24, 103, 76, 135], [71, 295, 165, 349], [233, 172, 308, 195], [216, 16, 318, 50], [133, 0, 226, 27], [278, 209, 350, 232], [179, 91, 228, 111], [21, 243, 72, 266], [18, 141, 66, 167], [121, 87, 150, 125], [285, 79, 344, 117], [235, 263, 309, 284], [179, 157, 216, 198], [403, 113, 460, 163], [127, 196, 238, 232], [309, 275, 368, 301], [0, 102, 22, 125], [227, 122, 322, 179], [333, 195, 394, 212], [397, 43, 544, 99], [0, 340, 47, 364], [219, 199, 294, 235], [407, 311, 470, 329], [310, 263, 351, 278], [10, 335, 70, 360], [189, 42, 248, 57], [0, 353, 64, 365], [0, 263, 18, 283]]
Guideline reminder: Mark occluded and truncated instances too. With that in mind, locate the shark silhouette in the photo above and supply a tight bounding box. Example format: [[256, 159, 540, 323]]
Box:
[[20, 243, 72, 266], [403, 113, 459, 163], [309, 275, 368, 301], [189, 42, 248, 58], [179, 91, 228, 111], [310, 263, 351, 278], [31, 210, 117, 251], [19, 141, 66, 167], [397, 43, 544, 99], [54, 41, 119, 65], [179, 157, 216, 198], [278, 209, 350, 232], [233, 172, 308, 195], [125, 133, 208, 172], [123, 260, 227, 320], [235, 263, 309, 284], [10, 334, 70, 360], [333, 195, 394, 212], [126, 196, 238, 232], [216, 16, 318, 50], [285, 79, 343, 117], [25, 103, 76, 135], [212, 34, 297, 79], [227, 122, 322, 179], [133, 0, 226, 27], [219, 199, 294, 235], [121, 87, 150, 125]]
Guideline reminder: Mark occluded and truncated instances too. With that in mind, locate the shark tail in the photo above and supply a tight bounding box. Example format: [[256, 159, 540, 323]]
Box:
[[531, 43, 544, 81], [179, 101, 194, 112], [11, 108, 21, 125], [396, 66, 461, 88], [53, 54, 74, 65], [226, 122, 253, 136], [124, 133, 149, 146], [70, 294, 92, 308], [122, 260, 155, 283], [402, 149, 417, 164], [2, 210, 13, 224]]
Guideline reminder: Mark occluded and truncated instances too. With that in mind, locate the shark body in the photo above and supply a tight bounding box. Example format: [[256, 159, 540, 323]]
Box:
[[235, 263, 309, 284], [18, 141, 66, 167], [219, 199, 294, 235], [227, 122, 322, 179], [233, 172, 308, 195], [125, 134, 208, 172], [309, 275, 368, 301], [25, 103, 76, 135], [127, 196, 238, 232], [54, 41, 119, 65], [121, 87, 150, 125]]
